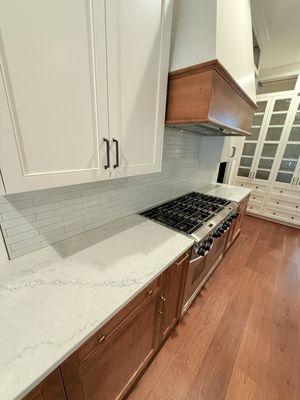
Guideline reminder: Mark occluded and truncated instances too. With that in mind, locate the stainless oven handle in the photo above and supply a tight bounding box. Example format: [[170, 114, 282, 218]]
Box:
[[192, 238, 216, 263], [190, 253, 206, 264]]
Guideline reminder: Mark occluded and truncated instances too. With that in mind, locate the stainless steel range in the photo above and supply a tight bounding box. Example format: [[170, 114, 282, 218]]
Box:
[[140, 191, 239, 313]]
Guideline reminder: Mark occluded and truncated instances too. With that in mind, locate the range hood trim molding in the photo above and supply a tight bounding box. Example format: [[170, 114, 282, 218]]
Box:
[[168, 59, 257, 110]]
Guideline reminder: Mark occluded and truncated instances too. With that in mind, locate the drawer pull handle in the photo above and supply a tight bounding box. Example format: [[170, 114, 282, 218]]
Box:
[[291, 217, 294, 220], [98, 334, 106, 344], [273, 212, 276, 215], [280, 190, 283, 193], [256, 186, 258, 189], [146, 289, 153, 297], [175, 254, 189, 266], [253, 197, 256, 199], [161, 295, 166, 302], [158, 310, 163, 316], [277, 202, 279, 204], [296, 206, 298, 208]]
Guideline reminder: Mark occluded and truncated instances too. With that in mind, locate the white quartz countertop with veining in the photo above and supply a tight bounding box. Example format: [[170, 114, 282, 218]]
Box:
[[0, 214, 193, 400], [198, 183, 251, 203]]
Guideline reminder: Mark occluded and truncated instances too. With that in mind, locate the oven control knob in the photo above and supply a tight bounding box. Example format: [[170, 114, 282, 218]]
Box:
[[212, 230, 221, 238], [203, 245, 210, 251], [206, 238, 213, 245], [218, 227, 225, 234], [197, 247, 206, 256], [223, 222, 230, 230], [232, 212, 239, 219]]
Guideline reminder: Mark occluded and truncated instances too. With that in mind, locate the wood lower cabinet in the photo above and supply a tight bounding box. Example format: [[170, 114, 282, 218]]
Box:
[[23, 369, 66, 400], [160, 253, 189, 341], [62, 288, 162, 400], [59, 251, 190, 400]]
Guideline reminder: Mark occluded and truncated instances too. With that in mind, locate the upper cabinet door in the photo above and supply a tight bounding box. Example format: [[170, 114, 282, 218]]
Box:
[[0, 0, 109, 194], [106, 0, 173, 178], [272, 96, 300, 188]]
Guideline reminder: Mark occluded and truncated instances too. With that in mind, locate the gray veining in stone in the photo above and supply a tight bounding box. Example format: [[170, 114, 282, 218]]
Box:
[[0, 214, 193, 400]]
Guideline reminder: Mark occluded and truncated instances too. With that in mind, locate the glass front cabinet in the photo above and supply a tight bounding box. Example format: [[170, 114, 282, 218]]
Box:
[[233, 93, 300, 227]]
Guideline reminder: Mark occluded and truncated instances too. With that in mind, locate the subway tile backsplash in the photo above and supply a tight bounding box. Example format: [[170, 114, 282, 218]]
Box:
[[0, 129, 221, 259]]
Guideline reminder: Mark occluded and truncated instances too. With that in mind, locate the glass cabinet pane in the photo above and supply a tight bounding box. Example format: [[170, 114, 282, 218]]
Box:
[[242, 143, 257, 156], [265, 127, 283, 141], [273, 98, 291, 111], [283, 144, 300, 160], [288, 127, 300, 141], [248, 127, 260, 141], [255, 170, 270, 180], [240, 157, 253, 167], [258, 158, 274, 170], [279, 160, 297, 172], [252, 114, 264, 126], [257, 101, 267, 113], [269, 113, 287, 126], [276, 172, 293, 183], [261, 143, 278, 157], [293, 112, 300, 125], [237, 168, 250, 178]]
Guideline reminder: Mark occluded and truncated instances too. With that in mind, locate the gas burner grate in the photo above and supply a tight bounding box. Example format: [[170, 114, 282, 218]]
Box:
[[140, 192, 231, 234]]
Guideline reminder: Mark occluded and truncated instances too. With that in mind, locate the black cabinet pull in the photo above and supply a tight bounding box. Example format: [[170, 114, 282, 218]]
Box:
[[113, 138, 119, 168], [103, 138, 110, 169]]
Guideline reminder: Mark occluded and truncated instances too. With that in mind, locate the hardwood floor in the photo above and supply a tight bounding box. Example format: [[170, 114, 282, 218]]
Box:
[[127, 216, 300, 400]]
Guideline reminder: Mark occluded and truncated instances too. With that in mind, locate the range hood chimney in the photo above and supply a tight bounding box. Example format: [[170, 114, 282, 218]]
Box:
[[165, 0, 257, 136]]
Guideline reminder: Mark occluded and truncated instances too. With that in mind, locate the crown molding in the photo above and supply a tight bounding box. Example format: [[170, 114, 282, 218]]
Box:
[[259, 62, 300, 81]]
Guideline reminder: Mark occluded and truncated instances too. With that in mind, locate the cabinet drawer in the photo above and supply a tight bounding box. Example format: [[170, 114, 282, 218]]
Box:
[[247, 203, 262, 214], [270, 185, 298, 198], [76, 277, 161, 365], [264, 207, 300, 224], [268, 196, 300, 212], [249, 193, 265, 204], [234, 179, 267, 194]]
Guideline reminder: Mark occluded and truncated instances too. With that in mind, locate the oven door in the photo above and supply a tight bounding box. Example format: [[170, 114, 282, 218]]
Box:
[[182, 251, 208, 312], [182, 231, 228, 314]]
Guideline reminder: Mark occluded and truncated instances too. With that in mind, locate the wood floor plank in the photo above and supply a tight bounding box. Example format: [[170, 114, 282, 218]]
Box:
[[128, 216, 300, 400]]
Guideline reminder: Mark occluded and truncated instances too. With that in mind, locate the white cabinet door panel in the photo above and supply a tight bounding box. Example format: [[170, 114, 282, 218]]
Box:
[[0, 0, 109, 193], [107, 0, 173, 178]]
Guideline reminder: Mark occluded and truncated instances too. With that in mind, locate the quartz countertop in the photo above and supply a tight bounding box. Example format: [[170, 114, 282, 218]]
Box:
[[198, 183, 251, 203], [0, 214, 193, 400]]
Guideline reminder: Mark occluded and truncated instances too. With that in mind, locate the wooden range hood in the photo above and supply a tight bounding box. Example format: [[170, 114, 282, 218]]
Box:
[[165, 60, 258, 136]]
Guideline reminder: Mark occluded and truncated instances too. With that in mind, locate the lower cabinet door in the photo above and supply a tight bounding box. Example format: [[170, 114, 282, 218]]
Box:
[[160, 253, 189, 341], [23, 369, 66, 400], [62, 292, 162, 400]]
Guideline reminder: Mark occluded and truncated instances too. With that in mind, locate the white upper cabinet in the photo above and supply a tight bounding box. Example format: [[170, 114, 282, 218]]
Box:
[[107, 0, 173, 178], [170, 0, 256, 102], [0, 0, 110, 193], [0, 0, 173, 194]]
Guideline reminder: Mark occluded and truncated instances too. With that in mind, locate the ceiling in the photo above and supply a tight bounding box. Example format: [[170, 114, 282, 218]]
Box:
[[251, 0, 300, 72]]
